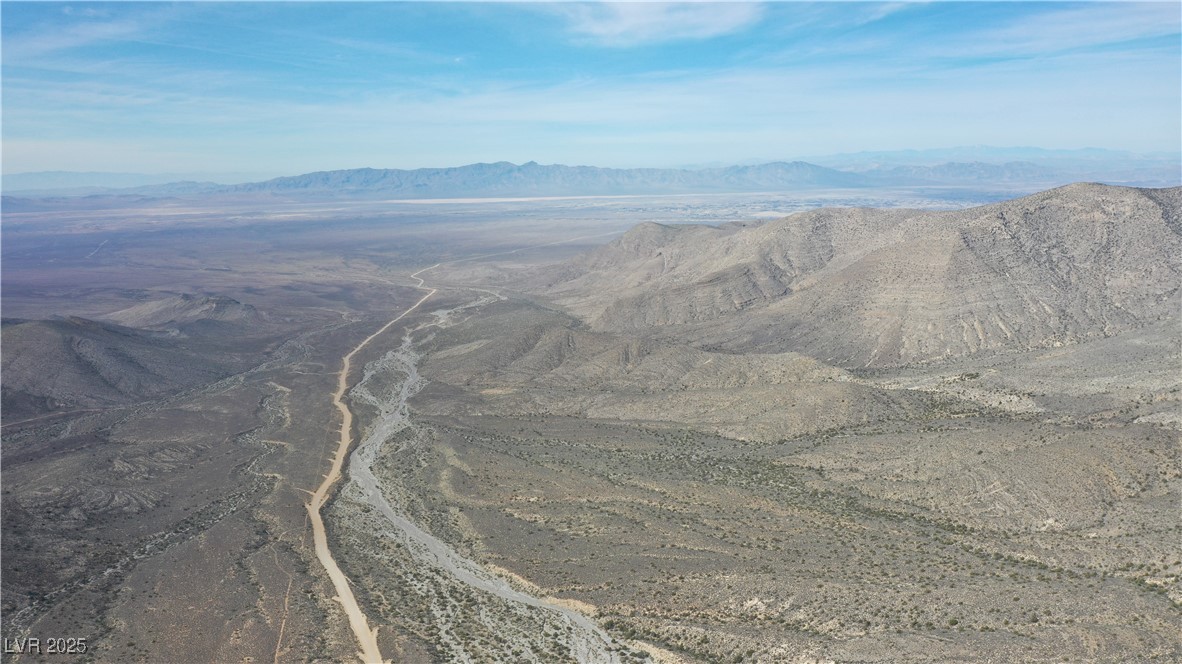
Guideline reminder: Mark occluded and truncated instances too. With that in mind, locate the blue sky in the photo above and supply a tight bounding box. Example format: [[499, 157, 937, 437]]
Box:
[[2, 1, 1179, 176]]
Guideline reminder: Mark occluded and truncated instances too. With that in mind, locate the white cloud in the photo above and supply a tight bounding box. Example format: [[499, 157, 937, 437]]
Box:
[[3, 2, 1176, 173], [5, 45, 1178, 173], [1, 5, 180, 62], [953, 3, 1179, 57], [550, 2, 764, 47], [3, 18, 142, 60]]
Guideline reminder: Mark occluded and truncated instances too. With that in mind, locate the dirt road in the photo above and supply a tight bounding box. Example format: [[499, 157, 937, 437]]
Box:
[[304, 265, 437, 664], [308, 243, 620, 661]]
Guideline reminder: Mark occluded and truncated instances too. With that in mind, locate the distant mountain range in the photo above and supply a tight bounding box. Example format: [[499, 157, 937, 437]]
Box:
[[4, 150, 1179, 199], [216, 160, 873, 198], [0, 170, 272, 195]]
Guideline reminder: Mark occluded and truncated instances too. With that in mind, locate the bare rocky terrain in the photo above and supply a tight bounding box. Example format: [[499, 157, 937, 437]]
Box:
[[393, 183, 1181, 661], [2, 183, 1178, 662], [523, 184, 1180, 367], [1, 295, 274, 422]]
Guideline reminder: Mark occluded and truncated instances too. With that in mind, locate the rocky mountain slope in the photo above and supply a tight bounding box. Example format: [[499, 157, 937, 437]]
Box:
[[404, 181, 1182, 662], [101, 293, 264, 333], [1, 294, 274, 421], [530, 183, 1181, 368], [420, 302, 935, 441], [0, 317, 241, 419]]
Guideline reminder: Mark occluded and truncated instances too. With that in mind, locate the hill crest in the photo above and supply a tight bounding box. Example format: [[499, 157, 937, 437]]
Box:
[[533, 183, 1181, 367]]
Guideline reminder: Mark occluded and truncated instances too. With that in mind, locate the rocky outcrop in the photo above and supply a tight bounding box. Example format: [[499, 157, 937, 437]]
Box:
[[537, 184, 1181, 367]]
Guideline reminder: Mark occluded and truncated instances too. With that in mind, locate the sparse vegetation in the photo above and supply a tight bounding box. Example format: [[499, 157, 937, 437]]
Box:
[[4, 185, 1179, 661]]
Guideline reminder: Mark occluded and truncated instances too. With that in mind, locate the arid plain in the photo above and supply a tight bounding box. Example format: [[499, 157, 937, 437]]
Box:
[[2, 184, 1179, 663]]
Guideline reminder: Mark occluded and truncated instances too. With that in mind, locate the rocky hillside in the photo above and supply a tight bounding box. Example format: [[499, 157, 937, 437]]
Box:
[[419, 301, 935, 442], [0, 316, 249, 420], [534, 183, 1181, 367], [102, 293, 264, 333]]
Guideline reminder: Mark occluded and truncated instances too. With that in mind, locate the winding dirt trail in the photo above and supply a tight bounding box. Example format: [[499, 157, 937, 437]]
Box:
[[305, 265, 437, 664], [307, 234, 624, 661]]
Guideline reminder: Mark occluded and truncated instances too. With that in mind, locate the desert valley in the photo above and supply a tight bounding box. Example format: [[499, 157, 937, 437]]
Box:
[[2, 170, 1179, 662]]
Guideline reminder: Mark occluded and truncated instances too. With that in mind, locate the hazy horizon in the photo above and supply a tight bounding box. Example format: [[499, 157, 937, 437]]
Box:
[[3, 2, 1179, 175], [4, 145, 1180, 190]]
